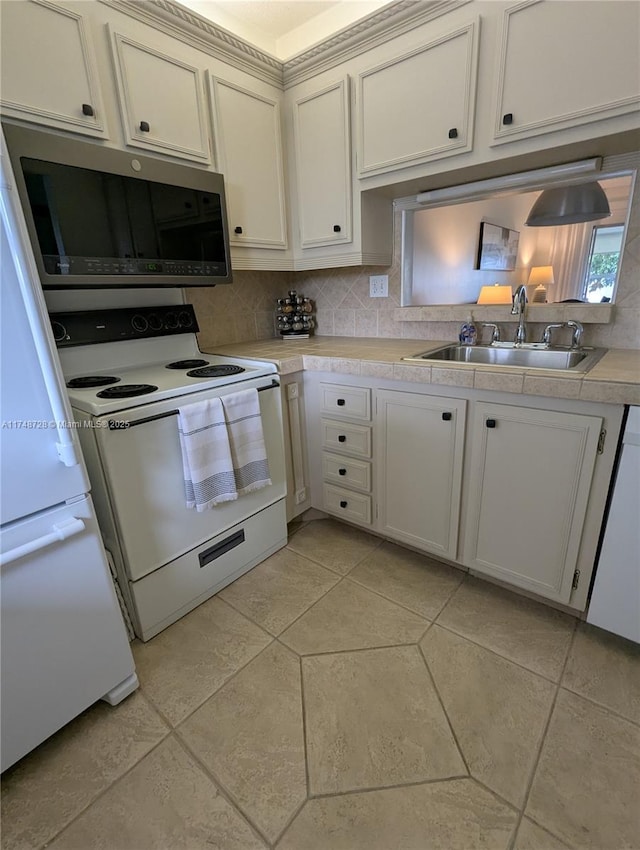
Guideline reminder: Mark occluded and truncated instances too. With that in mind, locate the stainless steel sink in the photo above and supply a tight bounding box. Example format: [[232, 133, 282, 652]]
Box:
[[403, 343, 607, 372]]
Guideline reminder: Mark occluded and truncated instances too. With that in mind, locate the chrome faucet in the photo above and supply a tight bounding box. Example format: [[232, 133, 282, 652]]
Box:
[[481, 323, 501, 343], [511, 285, 527, 344], [542, 323, 565, 346], [566, 320, 584, 349]]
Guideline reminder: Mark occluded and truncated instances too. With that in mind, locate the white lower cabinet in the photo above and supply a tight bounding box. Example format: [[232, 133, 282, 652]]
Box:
[[377, 390, 466, 560], [463, 402, 603, 604]]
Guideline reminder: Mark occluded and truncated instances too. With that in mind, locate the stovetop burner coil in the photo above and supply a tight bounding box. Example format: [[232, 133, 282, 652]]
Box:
[[67, 376, 120, 389], [186, 364, 246, 378], [165, 359, 210, 370], [96, 384, 158, 399]]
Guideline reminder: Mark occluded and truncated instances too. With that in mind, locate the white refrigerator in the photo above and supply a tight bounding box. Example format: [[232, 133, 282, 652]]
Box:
[[0, 133, 138, 772]]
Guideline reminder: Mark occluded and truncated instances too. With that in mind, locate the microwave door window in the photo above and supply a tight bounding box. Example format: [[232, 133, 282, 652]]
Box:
[[123, 179, 159, 262], [23, 171, 67, 274], [102, 176, 136, 261]]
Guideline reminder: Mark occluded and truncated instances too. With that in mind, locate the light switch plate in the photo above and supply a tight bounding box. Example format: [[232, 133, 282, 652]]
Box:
[[369, 274, 388, 297]]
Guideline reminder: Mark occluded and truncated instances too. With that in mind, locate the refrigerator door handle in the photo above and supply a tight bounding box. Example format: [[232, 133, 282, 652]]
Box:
[[0, 518, 85, 567]]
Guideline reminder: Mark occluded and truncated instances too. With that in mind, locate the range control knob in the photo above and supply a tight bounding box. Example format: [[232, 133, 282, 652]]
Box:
[[148, 313, 163, 331], [165, 312, 179, 330], [178, 310, 193, 328], [131, 314, 148, 333], [51, 321, 67, 342]]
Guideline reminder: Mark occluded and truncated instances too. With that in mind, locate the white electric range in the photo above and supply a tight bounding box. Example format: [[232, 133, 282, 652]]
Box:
[[52, 304, 287, 641]]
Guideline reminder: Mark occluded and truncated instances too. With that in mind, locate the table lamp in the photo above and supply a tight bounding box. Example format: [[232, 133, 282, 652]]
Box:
[[528, 266, 555, 303], [476, 284, 513, 304]]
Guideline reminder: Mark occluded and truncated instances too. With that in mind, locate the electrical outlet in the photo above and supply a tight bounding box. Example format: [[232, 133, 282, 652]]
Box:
[[295, 488, 307, 505], [369, 274, 388, 297]]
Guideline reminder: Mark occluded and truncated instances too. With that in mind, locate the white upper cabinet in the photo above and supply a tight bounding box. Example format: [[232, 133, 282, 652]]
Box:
[[0, 0, 107, 137], [293, 78, 352, 249], [463, 403, 603, 604], [356, 22, 479, 177], [492, 0, 640, 144], [110, 30, 210, 163], [209, 77, 287, 250]]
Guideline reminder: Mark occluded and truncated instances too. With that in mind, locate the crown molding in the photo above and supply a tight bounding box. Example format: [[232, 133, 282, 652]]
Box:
[[98, 0, 284, 87], [99, 0, 471, 91], [282, 0, 472, 88]]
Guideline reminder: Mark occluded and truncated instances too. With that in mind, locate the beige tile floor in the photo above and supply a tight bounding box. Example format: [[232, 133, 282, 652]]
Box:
[[2, 518, 640, 850]]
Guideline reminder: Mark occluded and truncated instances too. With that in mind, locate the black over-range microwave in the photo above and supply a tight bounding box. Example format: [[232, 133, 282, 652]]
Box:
[[2, 122, 232, 288]]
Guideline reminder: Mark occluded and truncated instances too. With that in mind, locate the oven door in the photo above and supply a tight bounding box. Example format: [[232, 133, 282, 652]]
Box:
[[93, 376, 286, 581]]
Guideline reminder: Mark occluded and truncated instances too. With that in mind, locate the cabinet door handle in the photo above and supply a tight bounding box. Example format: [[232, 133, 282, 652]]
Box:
[[338, 468, 347, 476], [337, 398, 346, 406], [338, 434, 346, 443], [448, 128, 458, 139], [234, 226, 243, 234], [140, 121, 150, 132], [340, 500, 348, 508], [333, 224, 341, 232], [486, 418, 496, 428], [442, 411, 452, 421], [502, 113, 513, 125], [82, 103, 95, 117]]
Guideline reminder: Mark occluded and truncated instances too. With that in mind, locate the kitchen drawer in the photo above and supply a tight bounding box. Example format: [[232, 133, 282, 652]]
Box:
[[320, 383, 371, 421], [323, 484, 372, 526], [321, 419, 372, 458], [322, 452, 371, 492]]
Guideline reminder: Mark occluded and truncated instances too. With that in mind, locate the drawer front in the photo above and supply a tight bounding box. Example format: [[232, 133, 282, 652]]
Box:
[[323, 484, 372, 526], [321, 419, 372, 458], [320, 383, 371, 421], [322, 452, 371, 492]]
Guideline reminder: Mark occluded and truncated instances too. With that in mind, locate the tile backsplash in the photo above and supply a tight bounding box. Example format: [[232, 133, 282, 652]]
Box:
[[189, 170, 640, 352]]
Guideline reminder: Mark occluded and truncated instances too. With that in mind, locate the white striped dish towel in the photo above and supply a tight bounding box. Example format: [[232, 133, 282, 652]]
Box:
[[178, 397, 238, 511], [221, 388, 272, 496]]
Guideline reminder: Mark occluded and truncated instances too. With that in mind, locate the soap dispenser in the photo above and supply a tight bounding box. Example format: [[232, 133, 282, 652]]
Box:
[[459, 312, 477, 345]]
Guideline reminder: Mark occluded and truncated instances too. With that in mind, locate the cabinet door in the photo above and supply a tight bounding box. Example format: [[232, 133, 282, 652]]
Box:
[[492, 0, 640, 144], [356, 22, 478, 177], [464, 403, 602, 603], [377, 390, 466, 560], [209, 78, 287, 249], [110, 30, 210, 162], [293, 78, 352, 248], [0, 0, 106, 137]]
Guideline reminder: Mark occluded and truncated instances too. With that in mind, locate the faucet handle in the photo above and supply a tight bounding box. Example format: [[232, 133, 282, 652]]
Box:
[[542, 323, 565, 346], [566, 320, 584, 349], [481, 323, 501, 343]]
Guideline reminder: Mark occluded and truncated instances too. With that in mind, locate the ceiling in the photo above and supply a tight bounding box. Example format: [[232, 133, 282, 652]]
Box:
[[174, 0, 393, 59]]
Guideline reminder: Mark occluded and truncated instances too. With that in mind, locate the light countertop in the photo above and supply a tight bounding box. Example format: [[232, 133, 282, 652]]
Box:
[[205, 337, 640, 405]]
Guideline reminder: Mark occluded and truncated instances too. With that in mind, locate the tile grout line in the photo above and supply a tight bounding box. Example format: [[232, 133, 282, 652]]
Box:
[[278, 637, 429, 660], [505, 620, 579, 850], [556, 682, 640, 729], [416, 641, 472, 778], [343, 571, 446, 624], [306, 772, 471, 801], [171, 730, 274, 849], [35, 733, 172, 850]]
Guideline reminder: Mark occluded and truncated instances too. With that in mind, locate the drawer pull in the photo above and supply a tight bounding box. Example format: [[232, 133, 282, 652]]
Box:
[[82, 103, 94, 117], [333, 224, 341, 233], [340, 500, 348, 508], [448, 127, 458, 139], [338, 434, 346, 443], [338, 468, 347, 476], [486, 418, 497, 429], [139, 120, 150, 132], [337, 398, 346, 406], [502, 112, 513, 125], [442, 411, 452, 421], [234, 226, 243, 234]]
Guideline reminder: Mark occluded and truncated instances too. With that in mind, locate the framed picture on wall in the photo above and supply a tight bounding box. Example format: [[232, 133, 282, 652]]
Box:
[[475, 222, 520, 271]]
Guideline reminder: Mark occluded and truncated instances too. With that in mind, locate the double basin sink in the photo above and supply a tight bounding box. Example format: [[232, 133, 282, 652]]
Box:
[[403, 342, 606, 372]]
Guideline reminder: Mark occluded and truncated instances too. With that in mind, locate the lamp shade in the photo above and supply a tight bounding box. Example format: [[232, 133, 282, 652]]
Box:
[[527, 266, 555, 286], [477, 284, 513, 304], [525, 182, 611, 226]]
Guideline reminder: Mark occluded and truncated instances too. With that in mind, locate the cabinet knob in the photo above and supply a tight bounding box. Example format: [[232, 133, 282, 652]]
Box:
[[82, 103, 95, 117], [139, 121, 150, 132], [340, 500, 348, 508], [442, 411, 452, 421], [486, 419, 497, 429], [448, 128, 458, 139], [338, 468, 347, 476], [234, 226, 243, 234], [338, 434, 346, 443], [502, 113, 513, 125], [337, 398, 346, 406], [333, 224, 341, 233]]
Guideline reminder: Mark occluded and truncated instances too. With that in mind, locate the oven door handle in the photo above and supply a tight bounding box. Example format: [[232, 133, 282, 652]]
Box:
[[106, 379, 280, 430]]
